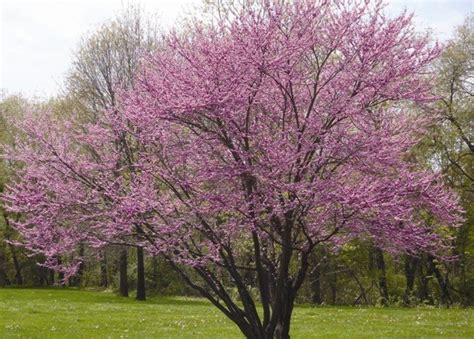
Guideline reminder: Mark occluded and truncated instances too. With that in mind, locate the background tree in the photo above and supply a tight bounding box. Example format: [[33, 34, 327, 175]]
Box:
[[0, 93, 61, 287], [64, 4, 160, 300], [0, 94, 26, 287], [66, 4, 159, 117], [423, 16, 473, 306]]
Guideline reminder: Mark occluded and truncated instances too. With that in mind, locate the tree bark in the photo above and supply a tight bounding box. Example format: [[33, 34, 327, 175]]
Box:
[[136, 246, 146, 300], [417, 259, 432, 304], [151, 256, 159, 290], [310, 251, 323, 304], [38, 265, 47, 286], [3, 215, 23, 285], [427, 255, 451, 306], [310, 263, 322, 304], [119, 248, 129, 297], [49, 268, 55, 286], [374, 247, 389, 305], [329, 258, 337, 305], [403, 256, 418, 305], [100, 251, 108, 287], [57, 256, 65, 284], [8, 243, 22, 285], [272, 289, 295, 339], [0, 242, 9, 287], [71, 245, 85, 287]]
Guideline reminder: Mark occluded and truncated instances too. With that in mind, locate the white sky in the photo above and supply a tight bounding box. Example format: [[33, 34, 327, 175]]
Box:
[[0, 0, 472, 99]]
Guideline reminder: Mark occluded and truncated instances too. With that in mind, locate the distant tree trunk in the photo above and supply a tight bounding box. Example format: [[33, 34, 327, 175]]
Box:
[[0, 243, 9, 287], [77, 245, 85, 285], [38, 265, 48, 286], [311, 264, 322, 304], [3, 215, 23, 285], [329, 258, 337, 305], [310, 251, 323, 304], [427, 255, 451, 306], [370, 246, 388, 305], [456, 226, 469, 307], [460, 252, 468, 307], [404, 256, 418, 305], [376, 248, 389, 305], [151, 256, 159, 290], [9, 245, 23, 285], [119, 248, 129, 297], [0, 272, 7, 287], [49, 269, 55, 285], [348, 268, 369, 306], [417, 259, 432, 304], [57, 256, 65, 284], [71, 245, 85, 287], [136, 246, 146, 300], [100, 251, 108, 288]]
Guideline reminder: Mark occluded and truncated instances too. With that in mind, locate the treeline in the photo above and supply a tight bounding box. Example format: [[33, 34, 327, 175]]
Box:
[[0, 5, 472, 307]]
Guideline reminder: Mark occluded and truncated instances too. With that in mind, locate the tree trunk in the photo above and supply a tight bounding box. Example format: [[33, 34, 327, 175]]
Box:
[[119, 248, 129, 297], [329, 259, 337, 305], [49, 269, 55, 286], [169, 253, 303, 339], [0, 244, 9, 287], [348, 268, 368, 306], [404, 256, 418, 305], [417, 259, 432, 304], [71, 245, 85, 287], [57, 256, 65, 284], [273, 296, 294, 339], [310, 263, 322, 304], [427, 255, 451, 306], [8, 244, 22, 285], [374, 247, 389, 305], [164, 218, 313, 339], [77, 245, 85, 285], [136, 246, 146, 300], [261, 282, 296, 339], [3, 215, 23, 285], [151, 256, 159, 290], [38, 265, 47, 286], [100, 251, 108, 288], [310, 252, 323, 304]]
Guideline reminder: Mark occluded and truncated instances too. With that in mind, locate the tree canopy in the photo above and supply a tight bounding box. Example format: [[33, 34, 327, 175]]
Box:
[[2, 1, 465, 338]]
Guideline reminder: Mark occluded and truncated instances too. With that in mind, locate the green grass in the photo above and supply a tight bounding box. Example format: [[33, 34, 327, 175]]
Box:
[[0, 288, 473, 338]]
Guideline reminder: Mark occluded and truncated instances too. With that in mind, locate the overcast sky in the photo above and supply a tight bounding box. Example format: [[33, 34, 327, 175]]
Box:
[[0, 0, 472, 99]]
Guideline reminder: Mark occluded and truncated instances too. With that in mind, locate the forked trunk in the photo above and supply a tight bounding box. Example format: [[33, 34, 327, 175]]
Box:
[[236, 273, 298, 339], [272, 301, 294, 339]]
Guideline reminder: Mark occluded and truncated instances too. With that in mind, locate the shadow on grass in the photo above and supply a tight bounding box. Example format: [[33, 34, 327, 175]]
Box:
[[0, 287, 211, 307]]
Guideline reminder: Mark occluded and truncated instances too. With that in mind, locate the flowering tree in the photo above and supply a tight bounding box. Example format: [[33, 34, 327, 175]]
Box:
[[3, 0, 463, 338]]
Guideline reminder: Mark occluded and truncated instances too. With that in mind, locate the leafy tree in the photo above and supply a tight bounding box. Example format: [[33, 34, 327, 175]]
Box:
[[66, 4, 158, 117], [0, 93, 53, 287], [64, 4, 160, 299], [424, 16, 473, 305], [0, 94, 28, 286]]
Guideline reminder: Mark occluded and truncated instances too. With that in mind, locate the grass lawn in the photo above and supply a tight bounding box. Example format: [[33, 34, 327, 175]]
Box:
[[0, 288, 473, 338]]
